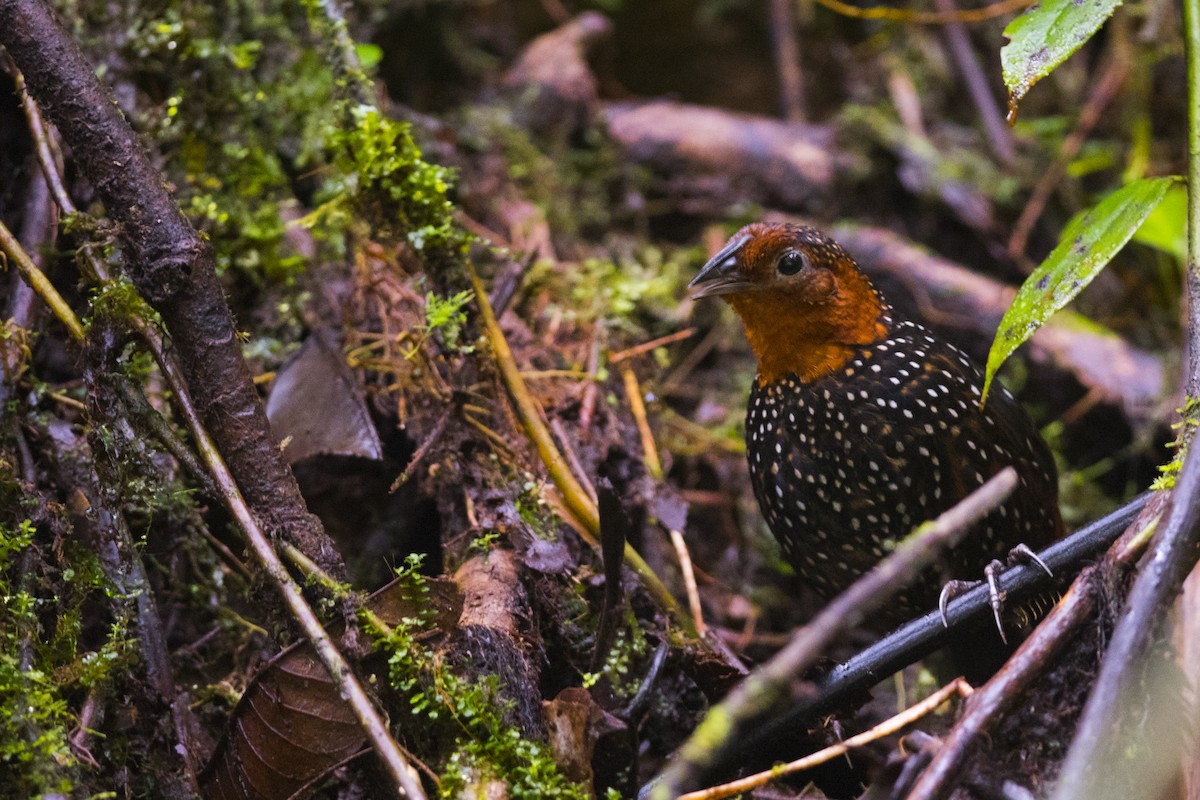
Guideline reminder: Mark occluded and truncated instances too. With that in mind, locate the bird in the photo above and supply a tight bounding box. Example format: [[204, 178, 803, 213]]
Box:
[[689, 222, 1064, 630]]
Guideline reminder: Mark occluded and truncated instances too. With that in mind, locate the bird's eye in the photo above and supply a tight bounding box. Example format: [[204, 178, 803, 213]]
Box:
[[777, 250, 808, 276]]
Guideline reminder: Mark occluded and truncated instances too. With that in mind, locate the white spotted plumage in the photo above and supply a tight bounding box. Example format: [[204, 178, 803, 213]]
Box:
[[747, 318, 1062, 614]]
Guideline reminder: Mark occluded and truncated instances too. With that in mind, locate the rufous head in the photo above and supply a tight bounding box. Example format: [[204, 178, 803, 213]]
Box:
[[690, 223, 890, 384]]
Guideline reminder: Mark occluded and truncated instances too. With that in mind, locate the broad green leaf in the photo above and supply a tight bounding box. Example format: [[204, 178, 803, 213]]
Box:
[[983, 176, 1181, 403], [1002, 0, 1122, 106]]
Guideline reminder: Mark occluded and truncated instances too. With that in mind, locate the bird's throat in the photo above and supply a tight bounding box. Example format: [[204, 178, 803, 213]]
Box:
[[727, 279, 888, 385]]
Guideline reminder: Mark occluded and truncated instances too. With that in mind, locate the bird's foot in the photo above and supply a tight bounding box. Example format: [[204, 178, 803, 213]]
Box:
[[938, 544, 1054, 643]]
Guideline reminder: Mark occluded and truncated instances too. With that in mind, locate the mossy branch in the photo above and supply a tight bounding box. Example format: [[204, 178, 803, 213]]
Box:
[[0, 0, 343, 578]]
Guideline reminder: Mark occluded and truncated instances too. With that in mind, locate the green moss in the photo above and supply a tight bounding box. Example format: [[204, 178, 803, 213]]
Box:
[[0, 521, 77, 796], [525, 245, 695, 333], [85, 1, 341, 284], [366, 556, 588, 800], [410, 289, 475, 356], [1151, 397, 1200, 491], [305, 104, 466, 259], [582, 614, 648, 698]]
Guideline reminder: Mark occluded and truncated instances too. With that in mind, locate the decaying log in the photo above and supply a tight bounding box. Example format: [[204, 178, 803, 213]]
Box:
[[504, 11, 612, 138], [603, 100, 840, 213], [453, 550, 544, 736]]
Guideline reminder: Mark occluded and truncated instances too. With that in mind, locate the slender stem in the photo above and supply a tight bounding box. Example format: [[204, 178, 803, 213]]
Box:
[[622, 365, 664, 481], [1187, 0, 1200, 397], [0, 219, 85, 341], [468, 263, 686, 627], [168, 353, 426, 798], [768, 0, 805, 122], [1052, 8, 1200, 798]]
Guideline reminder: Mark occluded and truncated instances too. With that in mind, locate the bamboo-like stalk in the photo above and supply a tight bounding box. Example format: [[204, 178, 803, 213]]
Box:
[[1187, 0, 1200, 400], [0, 219, 84, 341], [468, 263, 687, 628]]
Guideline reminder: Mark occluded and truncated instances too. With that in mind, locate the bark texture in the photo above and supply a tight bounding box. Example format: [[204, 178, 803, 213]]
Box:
[[0, 0, 343, 576]]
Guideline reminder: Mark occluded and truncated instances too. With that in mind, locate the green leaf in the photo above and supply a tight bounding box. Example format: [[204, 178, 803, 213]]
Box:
[[354, 43, 383, 69], [1001, 0, 1123, 106], [1132, 183, 1187, 261], [983, 176, 1181, 403]]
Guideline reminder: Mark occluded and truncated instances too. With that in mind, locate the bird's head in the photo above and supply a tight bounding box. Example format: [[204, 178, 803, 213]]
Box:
[[690, 223, 891, 384]]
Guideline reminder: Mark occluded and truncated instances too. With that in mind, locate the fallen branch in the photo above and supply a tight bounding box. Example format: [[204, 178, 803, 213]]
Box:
[[603, 100, 838, 213], [0, 0, 342, 576], [829, 222, 1167, 423], [668, 492, 1149, 790]]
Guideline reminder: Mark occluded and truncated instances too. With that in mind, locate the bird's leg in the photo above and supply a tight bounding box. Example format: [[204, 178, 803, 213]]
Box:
[[939, 544, 1055, 641]]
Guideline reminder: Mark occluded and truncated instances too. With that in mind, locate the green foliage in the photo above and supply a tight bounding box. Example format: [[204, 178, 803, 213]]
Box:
[[103, 2, 340, 283], [1134, 183, 1188, 262], [440, 732, 589, 800], [1002, 0, 1124, 105], [366, 556, 587, 800], [74, 0, 465, 286], [581, 620, 648, 698], [307, 105, 465, 256], [983, 176, 1181, 402], [89, 275, 158, 329], [418, 290, 475, 355], [0, 521, 75, 796]]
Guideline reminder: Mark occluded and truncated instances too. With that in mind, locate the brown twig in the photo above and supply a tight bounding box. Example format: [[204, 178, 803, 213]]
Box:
[[684, 678, 973, 800], [932, 0, 1013, 163], [622, 364, 664, 481], [550, 418, 598, 505], [1007, 52, 1131, 262], [579, 324, 604, 432], [609, 328, 697, 364], [649, 468, 1018, 798], [661, 325, 724, 398], [668, 528, 708, 636], [390, 409, 452, 492], [768, 0, 806, 122]]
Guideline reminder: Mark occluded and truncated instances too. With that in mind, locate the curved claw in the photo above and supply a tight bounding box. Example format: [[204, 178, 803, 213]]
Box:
[[938, 579, 980, 628], [984, 559, 1008, 644], [1009, 542, 1052, 578]]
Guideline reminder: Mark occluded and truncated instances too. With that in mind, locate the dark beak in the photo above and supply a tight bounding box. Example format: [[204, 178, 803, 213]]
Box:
[[689, 233, 753, 299]]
